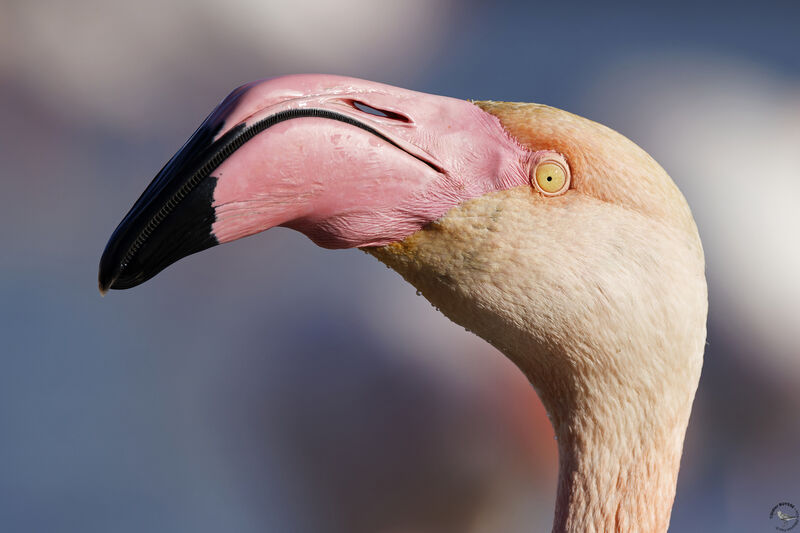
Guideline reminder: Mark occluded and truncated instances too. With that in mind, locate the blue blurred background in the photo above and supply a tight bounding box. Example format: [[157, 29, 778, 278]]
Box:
[[1, 1, 798, 531]]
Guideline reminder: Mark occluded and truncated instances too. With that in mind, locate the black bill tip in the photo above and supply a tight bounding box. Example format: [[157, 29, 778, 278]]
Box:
[[98, 176, 219, 292], [96, 90, 256, 295], [97, 87, 258, 294]]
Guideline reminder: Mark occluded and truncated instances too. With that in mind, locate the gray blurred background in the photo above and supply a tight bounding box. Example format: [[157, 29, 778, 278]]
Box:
[[1, 1, 798, 531]]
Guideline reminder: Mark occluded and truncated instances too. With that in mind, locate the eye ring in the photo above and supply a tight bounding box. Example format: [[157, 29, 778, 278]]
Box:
[[530, 155, 571, 196]]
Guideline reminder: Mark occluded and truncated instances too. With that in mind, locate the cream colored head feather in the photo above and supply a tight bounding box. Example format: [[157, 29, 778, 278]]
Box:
[[369, 101, 707, 533]]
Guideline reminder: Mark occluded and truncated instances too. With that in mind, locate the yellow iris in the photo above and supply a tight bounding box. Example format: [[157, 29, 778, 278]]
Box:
[[535, 162, 568, 194]]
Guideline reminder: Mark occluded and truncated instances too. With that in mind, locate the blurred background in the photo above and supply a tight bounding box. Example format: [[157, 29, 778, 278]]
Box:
[[1, 0, 798, 531]]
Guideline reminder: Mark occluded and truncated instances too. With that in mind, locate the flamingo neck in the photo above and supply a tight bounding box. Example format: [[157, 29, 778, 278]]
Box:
[[535, 354, 692, 533], [367, 186, 706, 533], [553, 435, 681, 532]]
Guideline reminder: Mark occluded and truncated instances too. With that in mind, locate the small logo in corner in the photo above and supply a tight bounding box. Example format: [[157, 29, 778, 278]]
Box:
[[771, 502, 799, 531]]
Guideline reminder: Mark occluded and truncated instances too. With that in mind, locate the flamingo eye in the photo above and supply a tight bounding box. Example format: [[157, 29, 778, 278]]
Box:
[[533, 160, 570, 195]]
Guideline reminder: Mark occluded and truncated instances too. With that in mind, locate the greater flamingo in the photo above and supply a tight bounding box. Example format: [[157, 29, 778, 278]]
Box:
[[99, 75, 707, 533]]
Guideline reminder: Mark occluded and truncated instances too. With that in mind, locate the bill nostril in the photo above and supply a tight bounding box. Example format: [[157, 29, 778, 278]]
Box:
[[351, 100, 411, 123]]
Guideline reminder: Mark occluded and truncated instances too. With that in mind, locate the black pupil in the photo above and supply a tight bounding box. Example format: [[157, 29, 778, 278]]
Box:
[[547, 176, 552, 181]]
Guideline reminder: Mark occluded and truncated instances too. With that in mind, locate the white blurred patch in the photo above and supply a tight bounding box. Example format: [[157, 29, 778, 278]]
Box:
[[2, 0, 449, 128], [585, 53, 800, 383], [198, 0, 448, 74]]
